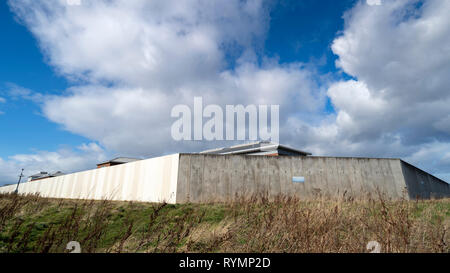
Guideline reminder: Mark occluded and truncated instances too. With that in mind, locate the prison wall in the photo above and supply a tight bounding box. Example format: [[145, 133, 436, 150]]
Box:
[[400, 161, 450, 199], [175, 154, 409, 203], [2, 153, 448, 204], [0, 154, 179, 204]]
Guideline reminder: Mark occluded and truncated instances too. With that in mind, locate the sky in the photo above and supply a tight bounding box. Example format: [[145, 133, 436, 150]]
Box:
[[1, 0, 450, 185]]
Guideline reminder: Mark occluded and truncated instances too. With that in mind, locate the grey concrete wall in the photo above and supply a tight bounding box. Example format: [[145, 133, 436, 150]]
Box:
[[175, 154, 410, 203], [400, 161, 450, 199]]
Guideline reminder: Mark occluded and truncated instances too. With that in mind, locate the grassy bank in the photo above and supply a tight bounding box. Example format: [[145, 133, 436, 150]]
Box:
[[0, 193, 448, 253]]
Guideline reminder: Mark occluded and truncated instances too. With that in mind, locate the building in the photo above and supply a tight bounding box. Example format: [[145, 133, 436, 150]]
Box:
[[96, 157, 141, 168], [1, 143, 449, 203], [28, 171, 65, 182], [200, 141, 311, 156]]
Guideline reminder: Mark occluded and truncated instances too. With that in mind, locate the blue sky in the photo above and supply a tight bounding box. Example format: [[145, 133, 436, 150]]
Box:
[[0, 0, 89, 157], [265, 0, 356, 70], [1, 0, 450, 184]]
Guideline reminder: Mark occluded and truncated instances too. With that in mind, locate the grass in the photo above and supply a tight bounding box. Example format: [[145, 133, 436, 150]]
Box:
[[0, 193, 448, 253]]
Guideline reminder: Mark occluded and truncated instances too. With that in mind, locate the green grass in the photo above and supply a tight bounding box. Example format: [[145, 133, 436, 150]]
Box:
[[0, 193, 448, 253]]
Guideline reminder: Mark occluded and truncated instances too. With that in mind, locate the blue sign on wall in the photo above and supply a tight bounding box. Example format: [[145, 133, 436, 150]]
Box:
[[292, 176, 305, 183]]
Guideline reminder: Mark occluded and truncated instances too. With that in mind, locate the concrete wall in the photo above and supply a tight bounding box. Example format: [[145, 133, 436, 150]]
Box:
[[0, 154, 179, 204], [401, 161, 450, 199], [175, 154, 410, 202], [2, 153, 448, 204]]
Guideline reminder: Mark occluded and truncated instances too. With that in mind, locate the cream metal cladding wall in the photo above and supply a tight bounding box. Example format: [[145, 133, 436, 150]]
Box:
[[175, 154, 424, 202], [0, 154, 179, 204]]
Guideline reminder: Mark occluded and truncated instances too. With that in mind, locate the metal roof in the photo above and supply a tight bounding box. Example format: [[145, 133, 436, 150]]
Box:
[[51, 171, 65, 177], [28, 171, 65, 180], [200, 141, 311, 156], [97, 157, 141, 165], [29, 171, 49, 178]]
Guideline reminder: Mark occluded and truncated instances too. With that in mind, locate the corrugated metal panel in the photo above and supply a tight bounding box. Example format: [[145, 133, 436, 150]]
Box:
[[0, 154, 180, 204]]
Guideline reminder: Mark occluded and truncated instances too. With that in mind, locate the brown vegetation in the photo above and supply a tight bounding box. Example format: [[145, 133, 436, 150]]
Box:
[[0, 193, 448, 253]]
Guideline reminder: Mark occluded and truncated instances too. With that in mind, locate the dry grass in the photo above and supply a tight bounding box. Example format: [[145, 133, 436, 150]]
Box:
[[0, 192, 448, 253]]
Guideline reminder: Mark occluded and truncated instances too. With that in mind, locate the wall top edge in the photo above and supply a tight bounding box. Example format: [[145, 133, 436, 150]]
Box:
[[178, 153, 401, 161]]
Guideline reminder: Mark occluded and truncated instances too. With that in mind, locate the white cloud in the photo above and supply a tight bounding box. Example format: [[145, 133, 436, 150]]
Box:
[[0, 97, 5, 115], [404, 141, 450, 182], [4, 83, 43, 102], [0, 143, 108, 184], [366, 0, 382, 6], [40, 61, 324, 156], [6, 0, 323, 158], [9, 0, 270, 88]]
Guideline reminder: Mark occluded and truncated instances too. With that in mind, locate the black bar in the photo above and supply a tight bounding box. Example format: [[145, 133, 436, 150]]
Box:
[[2, 253, 447, 272]]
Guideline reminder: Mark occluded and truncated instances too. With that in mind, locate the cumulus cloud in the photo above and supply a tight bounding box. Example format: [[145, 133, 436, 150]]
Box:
[[9, 0, 269, 88], [0, 143, 108, 184], [40, 61, 324, 156], [6, 0, 324, 158]]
